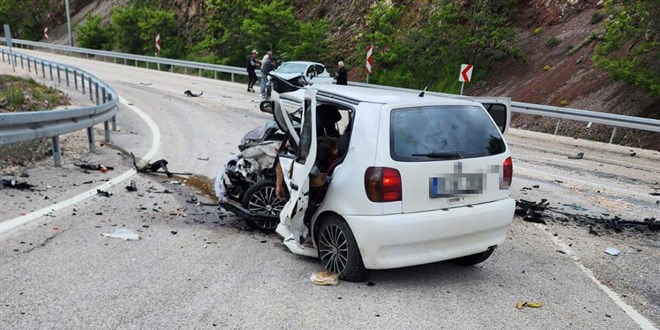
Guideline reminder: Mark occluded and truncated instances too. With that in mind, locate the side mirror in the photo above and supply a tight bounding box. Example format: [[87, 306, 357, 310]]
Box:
[[259, 100, 273, 114]]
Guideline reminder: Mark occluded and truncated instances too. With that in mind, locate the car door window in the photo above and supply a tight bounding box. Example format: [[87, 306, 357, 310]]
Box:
[[297, 99, 313, 163], [482, 103, 507, 133]]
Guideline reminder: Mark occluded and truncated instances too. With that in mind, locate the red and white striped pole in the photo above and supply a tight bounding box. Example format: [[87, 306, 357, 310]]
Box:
[[365, 45, 373, 84], [155, 33, 161, 55]]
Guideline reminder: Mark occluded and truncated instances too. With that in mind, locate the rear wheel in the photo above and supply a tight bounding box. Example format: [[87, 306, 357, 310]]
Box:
[[317, 215, 369, 282], [241, 179, 284, 231], [452, 247, 495, 266]]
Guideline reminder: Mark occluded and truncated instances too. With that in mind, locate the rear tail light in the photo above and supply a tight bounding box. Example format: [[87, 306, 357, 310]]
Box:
[[502, 157, 513, 189], [365, 167, 402, 202]]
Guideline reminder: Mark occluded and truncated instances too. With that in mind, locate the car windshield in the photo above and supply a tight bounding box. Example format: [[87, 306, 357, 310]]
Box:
[[276, 63, 309, 74], [390, 105, 506, 161]]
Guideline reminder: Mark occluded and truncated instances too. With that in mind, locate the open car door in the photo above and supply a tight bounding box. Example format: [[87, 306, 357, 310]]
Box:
[[274, 89, 317, 254], [465, 96, 511, 135]]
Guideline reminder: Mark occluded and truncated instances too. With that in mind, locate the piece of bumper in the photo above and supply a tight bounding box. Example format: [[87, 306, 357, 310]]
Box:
[[346, 198, 515, 270]]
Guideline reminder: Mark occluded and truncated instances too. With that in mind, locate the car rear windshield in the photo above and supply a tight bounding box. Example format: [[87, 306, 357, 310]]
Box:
[[390, 105, 506, 162]]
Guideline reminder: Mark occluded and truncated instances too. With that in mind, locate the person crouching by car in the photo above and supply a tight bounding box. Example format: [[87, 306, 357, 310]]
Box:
[[247, 50, 260, 93]]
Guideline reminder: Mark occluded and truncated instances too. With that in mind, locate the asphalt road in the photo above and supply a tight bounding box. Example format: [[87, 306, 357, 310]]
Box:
[[1, 49, 658, 329]]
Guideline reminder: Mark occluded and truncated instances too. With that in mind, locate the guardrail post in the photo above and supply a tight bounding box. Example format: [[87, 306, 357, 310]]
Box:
[[134, 60, 137, 68], [554, 119, 562, 135], [87, 127, 96, 153], [199, 69, 202, 77], [57, 66, 61, 84], [88, 77, 93, 101], [34, 59, 38, 74], [81, 73, 85, 94], [609, 127, 617, 144], [95, 82, 100, 105], [170, 65, 173, 73], [146, 62, 149, 70], [157, 62, 160, 71], [123, 58, 127, 65], [73, 70, 77, 90], [184, 67, 187, 75], [1, 51, 4, 62], [214, 71, 217, 80], [231, 73, 235, 82], [20, 56, 24, 69], [101, 88, 111, 142], [27, 58, 31, 73], [41, 61, 46, 78], [51, 136, 62, 167], [49, 63, 53, 80]]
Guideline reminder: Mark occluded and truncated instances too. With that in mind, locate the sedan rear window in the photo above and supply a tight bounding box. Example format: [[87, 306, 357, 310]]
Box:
[[390, 105, 506, 162]]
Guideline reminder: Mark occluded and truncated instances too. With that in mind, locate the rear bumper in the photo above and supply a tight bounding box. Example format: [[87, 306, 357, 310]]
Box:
[[345, 198, 515, 269]]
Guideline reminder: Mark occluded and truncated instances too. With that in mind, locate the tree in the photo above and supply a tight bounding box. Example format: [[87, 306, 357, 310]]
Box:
[[76, 15, 113, 50], [594, 0, 660, 96]]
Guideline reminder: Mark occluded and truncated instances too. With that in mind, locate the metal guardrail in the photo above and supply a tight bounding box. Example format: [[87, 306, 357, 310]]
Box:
[[0, 48, 119, 166], [2, 37, 659, 143]]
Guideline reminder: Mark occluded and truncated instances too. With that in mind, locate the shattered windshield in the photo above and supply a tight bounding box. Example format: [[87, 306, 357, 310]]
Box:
[[276, 63, 308, 74]]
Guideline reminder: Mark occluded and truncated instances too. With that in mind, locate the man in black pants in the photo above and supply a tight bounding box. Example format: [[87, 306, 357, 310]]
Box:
[[335, 61, 347, 85], [246, 50, 259, 93]]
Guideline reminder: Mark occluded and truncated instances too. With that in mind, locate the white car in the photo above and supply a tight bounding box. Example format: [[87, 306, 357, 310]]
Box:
[[271, 61, 334, 85], [269, 84, 515, 282]]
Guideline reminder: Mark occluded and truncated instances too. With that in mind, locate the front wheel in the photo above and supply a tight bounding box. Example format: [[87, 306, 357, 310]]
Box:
[[241, 179, 284, 231], [317, 216, 369, 282]]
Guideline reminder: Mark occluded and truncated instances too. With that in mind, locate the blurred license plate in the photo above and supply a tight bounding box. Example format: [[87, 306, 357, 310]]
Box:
[[429, 174, 484, 198]]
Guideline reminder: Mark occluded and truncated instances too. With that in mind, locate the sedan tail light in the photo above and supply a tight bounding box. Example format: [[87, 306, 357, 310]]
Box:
[[502, 157, 513, 189], [365, 167, 402, 202]]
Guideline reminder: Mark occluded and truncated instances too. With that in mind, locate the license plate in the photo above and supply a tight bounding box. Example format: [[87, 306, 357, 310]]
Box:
[[429, 174, 484, 198]]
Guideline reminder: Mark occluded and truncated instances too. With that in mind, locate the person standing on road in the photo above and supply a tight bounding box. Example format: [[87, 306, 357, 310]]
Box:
[[335, 61, 347, 85], [260, 51, 274, 96], [246, 50, 259, 93]]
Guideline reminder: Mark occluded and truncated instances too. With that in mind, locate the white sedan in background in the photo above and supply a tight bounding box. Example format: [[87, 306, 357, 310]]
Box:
[[271, 61, 334, 84]]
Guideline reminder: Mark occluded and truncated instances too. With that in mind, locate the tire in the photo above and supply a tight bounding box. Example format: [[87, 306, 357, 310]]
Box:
[[241, 179, 284, 231], [452, 248, 495, 266], [317, 215, 369, 282]]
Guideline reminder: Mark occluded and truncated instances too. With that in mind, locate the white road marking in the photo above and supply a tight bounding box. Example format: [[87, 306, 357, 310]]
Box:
[[534, 224, 657, 330], [0, 98, 161, 235]]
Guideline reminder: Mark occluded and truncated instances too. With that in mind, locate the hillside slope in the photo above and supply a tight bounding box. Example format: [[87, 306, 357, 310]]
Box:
[[39, 0, 660, 149]]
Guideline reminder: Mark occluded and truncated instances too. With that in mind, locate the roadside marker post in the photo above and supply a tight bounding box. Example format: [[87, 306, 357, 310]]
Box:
[[365, 45, 373, 84], [3, 24, 15, 72], [459, 63, 473, 95]]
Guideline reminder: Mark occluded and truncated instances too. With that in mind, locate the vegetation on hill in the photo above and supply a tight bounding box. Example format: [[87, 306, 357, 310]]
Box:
[[0, 75, 69, 112]]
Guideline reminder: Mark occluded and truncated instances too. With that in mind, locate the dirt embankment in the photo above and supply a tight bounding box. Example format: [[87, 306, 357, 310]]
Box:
[[471, 0, 659, 150]]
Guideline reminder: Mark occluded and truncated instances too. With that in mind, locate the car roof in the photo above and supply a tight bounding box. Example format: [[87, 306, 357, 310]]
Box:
[[279, 61, 324, 67], [280, 84, 479, 107]]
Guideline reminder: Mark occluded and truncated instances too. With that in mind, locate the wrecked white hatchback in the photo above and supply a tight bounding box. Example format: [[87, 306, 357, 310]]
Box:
[[221, 79, 515, 282]]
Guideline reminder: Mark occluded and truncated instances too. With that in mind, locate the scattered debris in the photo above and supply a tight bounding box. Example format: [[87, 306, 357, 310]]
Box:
[[650, 192, 660, 196], [184, 90, 203, 97], [139, 82, 152, 86], [516, 301, 543, 309], [515, 199, 549, 224], [102, 228, 141, 241], [366, 281, 376, 287], [630, 151, 636, 157], [97, 189, 112, 197], [568, 152, 584, 159], [171, 231, 178, 235], [310, 270, 339, 286], [126, 180, 138, 192], [562, 203, 589, 212], [532, 184, 540, 189], [1, 179, 36, 191], [197, 157, 209, 161], [74, 163, 114, 172], [605, 247, 620, 256], [131, 153, 191, 177]]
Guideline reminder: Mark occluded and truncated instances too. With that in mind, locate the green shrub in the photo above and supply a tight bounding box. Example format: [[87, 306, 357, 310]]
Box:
[[533, 27, 543, 36], [565, 44, 574, 52], [543, 65, 551, 71], [544, 36, 561, 48], [76, 15, 113, 50], [559, 99, 569, 106]]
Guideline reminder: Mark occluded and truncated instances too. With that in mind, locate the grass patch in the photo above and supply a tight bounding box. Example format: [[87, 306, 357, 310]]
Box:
[[545, 36, 561, 48], [0, 74, 69, 112]]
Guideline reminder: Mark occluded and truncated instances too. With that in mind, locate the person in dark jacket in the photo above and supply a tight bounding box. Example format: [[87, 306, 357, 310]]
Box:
[[246, 50, 259, 93], [335, 61, 347, 85]]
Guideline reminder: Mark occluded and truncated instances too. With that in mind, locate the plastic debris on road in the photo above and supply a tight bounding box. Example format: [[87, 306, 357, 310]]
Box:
[[516, 301, 544, 309], [102, 228, 141, 241], [310, 270, 339, 286], [568, 152, 584, 159], [605, 247, 621, 256]]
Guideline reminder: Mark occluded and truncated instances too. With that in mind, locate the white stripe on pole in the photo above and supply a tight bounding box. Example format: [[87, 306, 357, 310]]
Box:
[[365, 46, 373, 74], [155, 33, 161, 53]]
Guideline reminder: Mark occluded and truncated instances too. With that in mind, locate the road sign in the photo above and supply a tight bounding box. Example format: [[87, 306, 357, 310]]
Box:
[[44, 27, 49, 40], [459, 64, 473, 83], [365, 46, 373, 74], [155, 33, 161, 53]]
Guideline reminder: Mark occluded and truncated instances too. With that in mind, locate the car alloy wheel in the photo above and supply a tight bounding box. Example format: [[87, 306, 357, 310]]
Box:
[[242, 179, 284, 231], [319, 223, 349, 274]]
